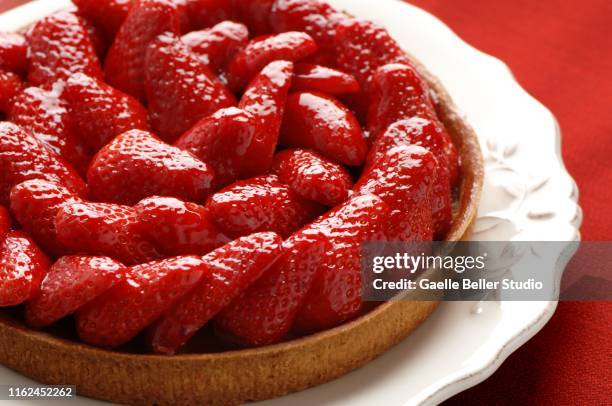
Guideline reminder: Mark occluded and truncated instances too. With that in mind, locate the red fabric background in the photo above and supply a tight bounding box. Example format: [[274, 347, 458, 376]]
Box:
[[1, 0, 610, 404]]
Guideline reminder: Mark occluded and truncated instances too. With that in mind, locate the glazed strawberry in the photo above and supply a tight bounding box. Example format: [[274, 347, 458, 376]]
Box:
[[272, 149, 353, 207], [63, 73, 150, 151], [25, 256, 125, 328], [76, 255, 206, 348], [0, 231, 49, 307], [26, 12, 102, 87], [185, 0, 234, 31], [280, 91, 368, 166], [88, 130, 215, 205], [232, 0, 275, 36], [0, 206, 10, 239], [174, 107, 256, 187], [0, 122, 85, 206], [55, 201, 162, 266], [0, 32, 27, 74], [135, 196, 230, 256], [10, 180, 81, 257], [0, 70, 23, 114], [10, 84, 92, 173], [239, 61, 294, 177], [355, 145, 436, 241], [335, 18, 411, 85], [291, 64, 360, 96], [145, 32, 236, 142], [148, 232, 283, 354], [73, 0, 131, 40], [105, 0, 184, 101], [82, 18, 110, 60], [206, 175, 323, 238], [227, 31, 317, 91]]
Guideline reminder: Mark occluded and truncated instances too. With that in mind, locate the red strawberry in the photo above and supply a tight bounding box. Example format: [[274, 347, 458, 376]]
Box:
[[335, 18, 411, 85], [174, 107, 256, 187], [10, 179, 81, 257], [227, 31, 317, 91], [63, 73, 150, 151], [72, 0, 131, 40], [232, 0, 274, 36], [0, 32, 27, 74], [0, 70, 23, 114], [10, 84, 92, 173], [135, 196, 230, 256], [0, 205, 11, 239], [148, 232, 283, 354], [26, 12, 102, 87], [185, 0, 234, 31], [81, 18, 110, 60], [104, 0, 184, 101], [25, 256, 125, 328], [291, 63, 360, 96], [355, 145, 436, 242], [145, 32, 236, 142], [55, 201, 162, 266], [206, 175, 323, 238], [0, 122, 85, 206], [239, 60, 294, 177], [88, 129, 215, 205], [0, 231, 49, 307], [280, 91, 367, 166], [272, 148, 353, 207], [76, 255, 206, 348]]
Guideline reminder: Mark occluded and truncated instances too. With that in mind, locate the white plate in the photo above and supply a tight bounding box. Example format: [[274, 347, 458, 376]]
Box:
[[0, 0, 581, 405]]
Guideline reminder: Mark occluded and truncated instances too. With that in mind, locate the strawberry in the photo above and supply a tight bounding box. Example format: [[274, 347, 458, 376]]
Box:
[[25, 256, 125, 328], [206, 175, 323, 238], [88, 129, 215, 205], [0, 231, 49, 307], [280, 91, 367, 166], [104, 0, 184, 101], [148, 232, 283, 354], [0, 70, 23, 114], [145, 32, 236, 142], [291, 63, 360, 96], [0, 122, 85, 206], [335, 18, 411, 85], [174, 107, 256, 187], [272, 148, 353, 207], [232, 0, 275, 36], [0, 32, 28, 75], [76, 255, 206, 348], [10, 180, 81, 257], [72, 0, 131, 40], [239, 60, 294, 177], [55, 201, 162, 266], [82, 18, 110, 60], [10, 84, 92, 173], [227, 31, 317, 91], [63, 73, 150, 151], [26, 12, 102, 87], [0, 205, 11, 239], [185, 0, 234, 31], [135, 196, 230, 256]]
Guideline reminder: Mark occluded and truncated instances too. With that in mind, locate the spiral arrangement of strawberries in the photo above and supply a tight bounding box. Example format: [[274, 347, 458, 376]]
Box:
[[0, 0, 460, 355]]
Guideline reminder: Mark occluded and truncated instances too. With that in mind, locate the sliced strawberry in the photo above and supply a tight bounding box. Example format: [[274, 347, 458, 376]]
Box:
[[0, 231, 49, 307], [0, 122, 85, 206], [0, 205, 11, 239], [227, 31, 317, 91], [63, 73, 150, 151], [272, 148, 353, 207], [145, 32, 236, 142], [0, 70, 23, 114], [0, 32, 27, 75], [206, 174, 323, 238], [239, 60, 294, 177], [232, 0, 275, 36], [148, 232, 283, 354], [185, 0, 234, 31], [174, 107, 256, 187], [291, 63, 360, 96], [25, 256, 125, 328], [73, 0, 131, 40], [26, 12, 102, 87], [135, 196, 230, 256], [335, 18, 411, 85], [76, 255, 206, 348], [280, 91, 367, 166], [10, 180, 81, 257], [10, 84, 92, 173], [88, 129, 214, 205], [104, 0, 184, 101], [55, 201, 162, 266]]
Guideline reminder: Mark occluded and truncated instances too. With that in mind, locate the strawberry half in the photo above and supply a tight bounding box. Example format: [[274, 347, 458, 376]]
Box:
[[25, 256, 125, 328], [145, 32, 236, 142], [0, 32, 28, 75], [239, 60, 294, 177], [0, 70, 23, 114], [185, 0, 234, 31], [148, 232, 283, 354], [292, 63, 360, 96], [232, 0, 275, 36], [73, 0, 131, 41]]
